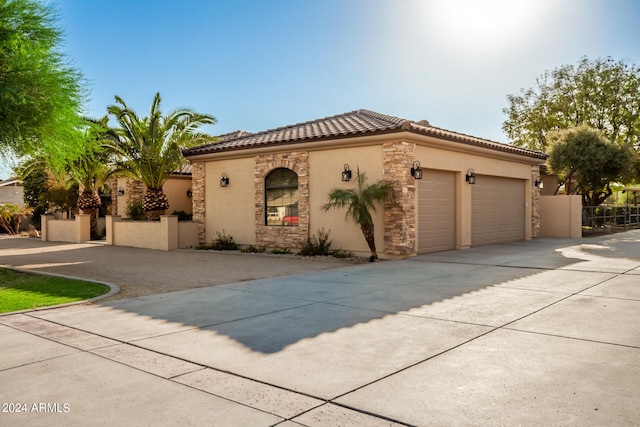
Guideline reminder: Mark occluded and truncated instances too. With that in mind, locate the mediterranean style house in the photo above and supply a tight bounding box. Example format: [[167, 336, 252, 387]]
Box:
[[183, 109, 547, 259]]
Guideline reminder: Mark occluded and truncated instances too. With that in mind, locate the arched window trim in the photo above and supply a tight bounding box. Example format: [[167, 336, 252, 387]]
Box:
[[264, 168, 299, 226]]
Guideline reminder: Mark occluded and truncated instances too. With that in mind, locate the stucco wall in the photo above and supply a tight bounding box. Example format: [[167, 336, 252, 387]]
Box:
[[41, 214, 90, 243], [0, 185, 24, 206], [114, 177, 193, 217], [309, 146, 385, 255], [163, 176, 193, 215], [540, 195, 582, 238], [204, 158, 256, 244]]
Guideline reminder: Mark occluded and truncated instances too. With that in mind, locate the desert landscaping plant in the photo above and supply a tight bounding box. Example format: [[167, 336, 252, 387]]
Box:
[[299, 228, 332, 256], [125, 201, 146, 221], [322, 169, 397, 261]]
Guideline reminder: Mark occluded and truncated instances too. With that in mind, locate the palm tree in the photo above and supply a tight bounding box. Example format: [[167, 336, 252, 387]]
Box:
[[322, 169, 397, 261], [72, 116, 118, 235], [107, 93, 216, 220]]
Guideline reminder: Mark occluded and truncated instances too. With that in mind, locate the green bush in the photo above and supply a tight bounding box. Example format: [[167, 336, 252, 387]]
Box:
[[171, 210, 192, 221], [299, 228, 332, 256], [211, 230, 238, 250], [195, 230, 238, 251], [126, 201, 146, 221], [330, 249, 354, 259]]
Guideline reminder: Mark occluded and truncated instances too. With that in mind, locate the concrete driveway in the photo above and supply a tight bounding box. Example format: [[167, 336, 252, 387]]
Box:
[[1, 232, 639, 426]]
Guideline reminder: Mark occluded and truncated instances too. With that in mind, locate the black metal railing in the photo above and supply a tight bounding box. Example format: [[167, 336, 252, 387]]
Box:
[[582, 205, 640, 236]]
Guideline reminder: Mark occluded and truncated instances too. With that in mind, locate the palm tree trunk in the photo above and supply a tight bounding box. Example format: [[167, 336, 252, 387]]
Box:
[[143, 187, 169, 221], [360, 222, 378, 261]]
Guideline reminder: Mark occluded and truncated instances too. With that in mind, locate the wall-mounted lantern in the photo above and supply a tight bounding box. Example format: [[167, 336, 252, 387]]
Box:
[[118, 187, 125, 196], [466, 169, 476, 184], [220, 173, 229, 187], [534, 177, 544, 189], [341, 164, 352, 182], [410, 161, 423, 180]]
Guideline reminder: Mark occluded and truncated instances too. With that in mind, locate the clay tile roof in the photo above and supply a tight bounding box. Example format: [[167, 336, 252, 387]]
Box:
[[183, 109, 546, 160]]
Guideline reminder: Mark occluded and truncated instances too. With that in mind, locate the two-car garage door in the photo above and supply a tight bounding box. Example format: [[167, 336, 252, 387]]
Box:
[[417, 170, 525, 253]]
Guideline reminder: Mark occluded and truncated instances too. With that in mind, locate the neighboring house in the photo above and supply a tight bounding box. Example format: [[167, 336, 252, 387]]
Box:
[[183, 109, 547, 258], [0, 179, 24, 207]]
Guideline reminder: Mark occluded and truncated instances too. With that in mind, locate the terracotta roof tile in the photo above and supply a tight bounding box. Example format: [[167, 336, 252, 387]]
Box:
[[183, 109, 546, 160]]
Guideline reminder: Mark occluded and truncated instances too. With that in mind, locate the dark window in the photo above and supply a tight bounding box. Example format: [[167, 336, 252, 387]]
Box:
[[265, 168, 299, 226]]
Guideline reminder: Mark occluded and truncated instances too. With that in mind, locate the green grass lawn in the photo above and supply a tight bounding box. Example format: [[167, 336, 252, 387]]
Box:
[[0, 268, 110, 313]]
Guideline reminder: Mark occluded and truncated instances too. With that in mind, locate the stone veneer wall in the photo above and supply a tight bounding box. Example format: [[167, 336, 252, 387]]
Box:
[[191, 161, 206, 243], [382, 141, 417, 255], [254, 152, 309, 249], [531, 164, 541, 238], [106, 178, 117, 215], [125, 179, 145, 207]]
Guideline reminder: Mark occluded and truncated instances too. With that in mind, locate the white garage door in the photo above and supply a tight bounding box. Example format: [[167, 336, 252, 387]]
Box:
[[471, 175, 525, 246], [418, 170, 456, 253]]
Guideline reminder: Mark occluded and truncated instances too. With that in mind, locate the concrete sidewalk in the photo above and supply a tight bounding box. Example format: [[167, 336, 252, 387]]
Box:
[[1, 232, 639, 426]]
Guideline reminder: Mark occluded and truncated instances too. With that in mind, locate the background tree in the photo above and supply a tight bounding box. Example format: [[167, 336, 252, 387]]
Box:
[[321, 169, 397, 261], [108, 93, 216, 220], [21, 167, 48, 228], [503, 57, 640, 152], [0, 0, 86, 170], [546, 126, 636, 206]]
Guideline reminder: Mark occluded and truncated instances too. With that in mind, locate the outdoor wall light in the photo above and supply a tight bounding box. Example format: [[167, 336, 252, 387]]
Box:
[[466, 169, 476, 184], [342, 164, 352, 181], [410, 161, 423, 179], [534, 177, 544, 189], [117, 187, 125, 196], [220, 173, 229, 187], [186, 189, 193, 197]]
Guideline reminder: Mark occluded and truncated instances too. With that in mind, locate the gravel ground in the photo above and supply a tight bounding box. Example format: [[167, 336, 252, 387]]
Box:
[[0, 236, 367, 301]]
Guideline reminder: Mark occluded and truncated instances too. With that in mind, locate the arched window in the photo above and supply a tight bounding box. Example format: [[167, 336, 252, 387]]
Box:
[[265, 168, 299, 226]]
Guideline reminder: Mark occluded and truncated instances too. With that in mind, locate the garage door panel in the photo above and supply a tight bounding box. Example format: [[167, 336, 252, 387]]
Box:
[[472, 175, 525, 246], [418, 170, 456, 253]]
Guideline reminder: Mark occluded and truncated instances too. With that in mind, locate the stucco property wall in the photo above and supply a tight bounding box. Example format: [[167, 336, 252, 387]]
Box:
[[540, 195, 582, 238]]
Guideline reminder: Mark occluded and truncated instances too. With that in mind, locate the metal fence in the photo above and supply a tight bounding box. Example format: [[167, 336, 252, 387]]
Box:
[[582, 205, 640, 236]]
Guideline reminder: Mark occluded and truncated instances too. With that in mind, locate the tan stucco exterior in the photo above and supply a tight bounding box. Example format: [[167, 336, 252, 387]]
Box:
[[188, 131, 544, 258], [113, 176, 193, 217]]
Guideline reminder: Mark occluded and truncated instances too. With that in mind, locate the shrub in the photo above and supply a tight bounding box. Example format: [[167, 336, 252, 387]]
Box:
[[330, 249, 354, 259], [172, 210, 192, 221], [299, 228, 332, 256], [210, 230, 238, 250], [126, 201, 146, 220]]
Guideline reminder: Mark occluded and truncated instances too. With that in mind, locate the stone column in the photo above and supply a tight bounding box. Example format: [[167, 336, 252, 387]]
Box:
[[531, 165, 542, 238], [382, 141, 417, 256], [191, 161, 206, 243]]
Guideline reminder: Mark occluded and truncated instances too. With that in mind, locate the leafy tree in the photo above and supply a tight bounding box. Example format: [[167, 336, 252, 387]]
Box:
[[0, 0, 86, 170], [546, 126, 636, 206], [503, 57, 640, 151], [107, 92, 216, 220], [21, 167, 48, 227], [322, 169, 397, 261]]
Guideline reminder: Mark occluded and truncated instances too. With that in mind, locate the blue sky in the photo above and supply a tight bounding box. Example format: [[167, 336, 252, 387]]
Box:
[[3, 0, 640, 179]]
